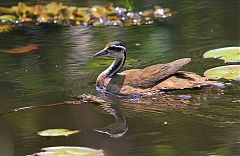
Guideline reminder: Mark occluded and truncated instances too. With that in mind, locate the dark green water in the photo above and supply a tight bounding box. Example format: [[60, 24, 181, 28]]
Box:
[[0, 0, 239, 156]]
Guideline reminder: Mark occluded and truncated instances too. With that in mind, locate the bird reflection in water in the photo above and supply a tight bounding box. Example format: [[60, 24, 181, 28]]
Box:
[[75, 94, 128, 138], [94, 102, 128, 138]]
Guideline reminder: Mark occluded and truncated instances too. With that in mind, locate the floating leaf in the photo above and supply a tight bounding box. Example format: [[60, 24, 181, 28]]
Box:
[[77, 15, 91, 23], [38, 129, 80, 137], [0, 15, 17, 22], [204, 65, 240, 81], [19, 16, 32, 22], [45, 2, 63, 16], [142, 9, 153, 17], [0, 44, 38, 54], [0, 2, 172, 32], [38, 14, 52, 23], [28, 146, 104, 156], [91, 6, 107, 18], [203, 47, 240, 63], [0, 7, 14, 14], [11, 2, 29, 17], [74, 7, 91, 22], [59, 6, 77, 20], [30, 4, 46, 16], [0, 24, 13, 32]]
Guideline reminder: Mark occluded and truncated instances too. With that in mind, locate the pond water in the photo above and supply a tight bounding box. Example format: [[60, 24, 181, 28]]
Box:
[[0, 0, 239, 156]]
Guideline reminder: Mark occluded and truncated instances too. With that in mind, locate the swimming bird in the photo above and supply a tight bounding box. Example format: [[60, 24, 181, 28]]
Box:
[[93, 41, 220, 96]]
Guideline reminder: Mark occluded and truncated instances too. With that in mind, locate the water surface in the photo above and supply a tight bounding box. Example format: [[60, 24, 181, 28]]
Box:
[[0, 0, 239, 156]]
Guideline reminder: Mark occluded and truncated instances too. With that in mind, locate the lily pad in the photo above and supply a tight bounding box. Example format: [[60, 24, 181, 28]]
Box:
[[38, 129, 80, 137], [204, 65, 240, 81], [203, 47, 240, 63], [28, 146, 104, 156]]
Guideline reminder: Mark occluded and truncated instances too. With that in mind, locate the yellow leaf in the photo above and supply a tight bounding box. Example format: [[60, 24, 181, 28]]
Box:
[[45, 2, 63, 16], [12, 2, 28, 17], [0, 25, 13, 32], [31, 5, 46, 16], [91, 6, 107, 18], [38, 129, 80, 137], [0, 15, 17, 22], [0, 7, 14, 14]]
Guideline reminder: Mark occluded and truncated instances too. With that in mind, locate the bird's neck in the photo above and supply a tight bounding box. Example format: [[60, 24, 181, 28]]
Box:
[[102, 51, 126, 78]]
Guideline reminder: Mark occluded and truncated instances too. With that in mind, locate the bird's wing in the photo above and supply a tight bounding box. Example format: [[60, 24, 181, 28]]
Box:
[[122, 58, 191, 88], [151, 71, 223, 90]]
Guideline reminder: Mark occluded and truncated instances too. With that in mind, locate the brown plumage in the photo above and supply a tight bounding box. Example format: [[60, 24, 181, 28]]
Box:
[[93, 41, 221, 96]]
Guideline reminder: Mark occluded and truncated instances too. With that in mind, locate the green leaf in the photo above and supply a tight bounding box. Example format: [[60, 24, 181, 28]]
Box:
[[203, 47, 240, 63], [38, 129, 80, 137], [0, 24, 13, 32], [0, 2, 173, 33], [0, 15, 17, 22], [0, 7, 14, 14], [204, 65, 240, 81], [11, 2, 28, 17], [28, 146, 104, 156]]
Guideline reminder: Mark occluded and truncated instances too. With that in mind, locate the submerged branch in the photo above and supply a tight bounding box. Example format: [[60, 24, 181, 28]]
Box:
[[0, 101, 84, 117], [0, 94, 106, 117]]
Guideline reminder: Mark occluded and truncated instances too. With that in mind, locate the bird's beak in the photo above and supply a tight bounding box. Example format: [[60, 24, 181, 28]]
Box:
[[92, 48, 109, 58]]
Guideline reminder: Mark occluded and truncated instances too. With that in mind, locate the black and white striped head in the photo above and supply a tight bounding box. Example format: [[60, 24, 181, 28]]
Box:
[[93, 41, 126, 58]]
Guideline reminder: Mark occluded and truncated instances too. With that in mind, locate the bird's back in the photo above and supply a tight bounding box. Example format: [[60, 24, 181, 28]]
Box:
[[121, 58, 191, 88]]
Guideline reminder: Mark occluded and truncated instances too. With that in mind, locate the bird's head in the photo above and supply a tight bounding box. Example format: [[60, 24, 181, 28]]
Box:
[[93, 41, 126, 59]]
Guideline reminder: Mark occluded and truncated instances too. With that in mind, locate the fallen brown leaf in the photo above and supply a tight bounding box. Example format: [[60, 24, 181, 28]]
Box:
[[0, 44, 39, 54]]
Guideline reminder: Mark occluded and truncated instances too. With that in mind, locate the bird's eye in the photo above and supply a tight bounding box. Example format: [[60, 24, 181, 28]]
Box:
[[108, 47, 115, 51]]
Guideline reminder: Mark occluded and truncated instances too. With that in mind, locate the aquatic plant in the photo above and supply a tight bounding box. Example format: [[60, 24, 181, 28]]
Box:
[[204, 65, 240, 81], [203, 47, 240, 63], [203, 47, 240, 81], [28, 146, 104, 156], [0, 2, 172, 32], [38, 129, 80, 137]]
